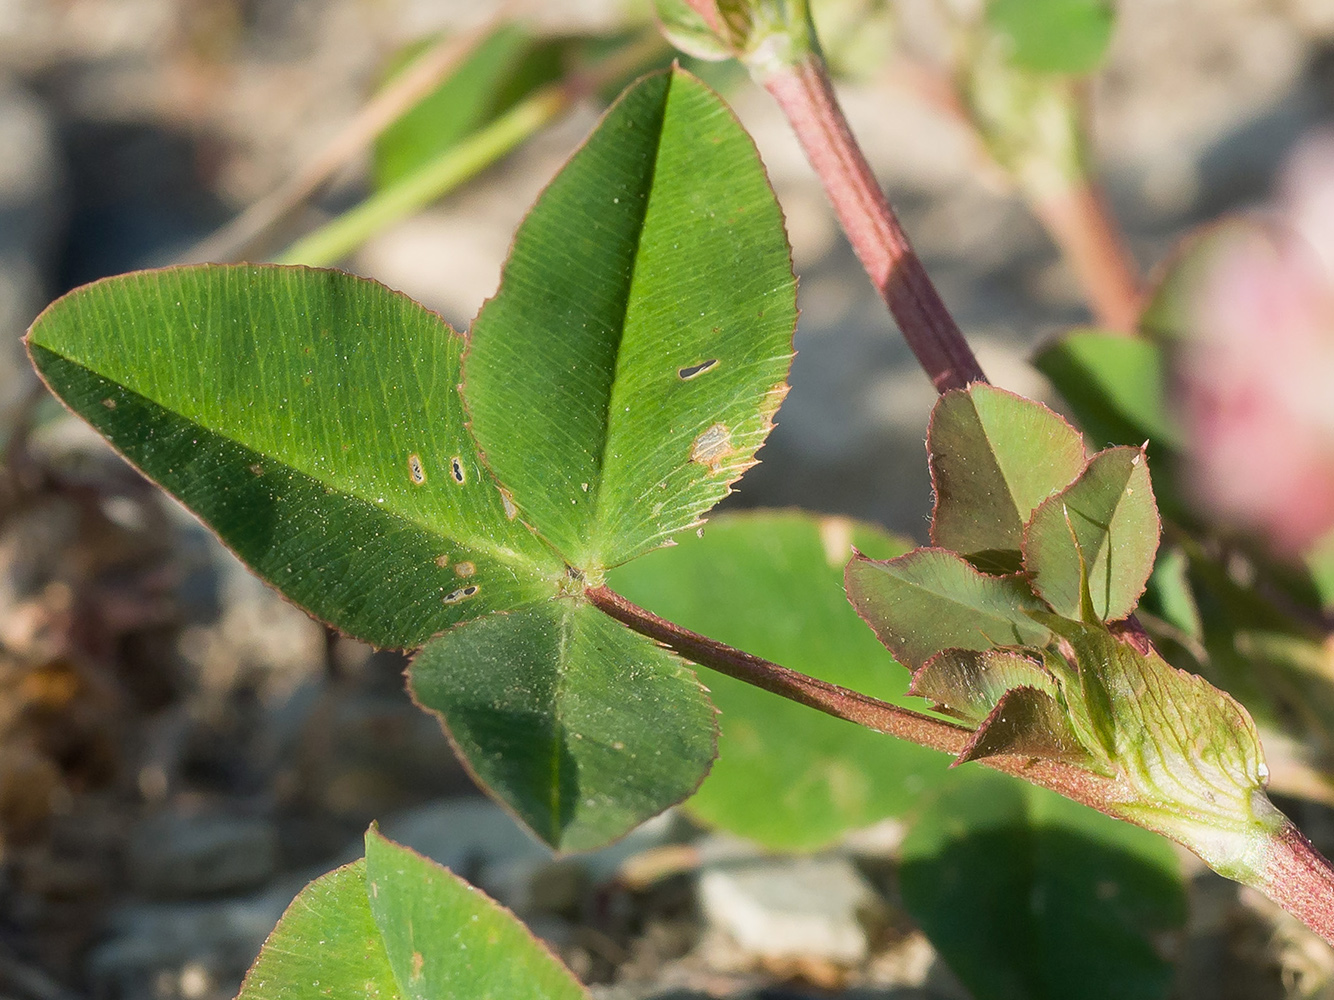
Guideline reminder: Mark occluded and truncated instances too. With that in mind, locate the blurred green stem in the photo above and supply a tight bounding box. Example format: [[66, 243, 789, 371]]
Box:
[[186, 17, 508, 264], [277, 87, 568, 266], [277, 33, 667, 268]]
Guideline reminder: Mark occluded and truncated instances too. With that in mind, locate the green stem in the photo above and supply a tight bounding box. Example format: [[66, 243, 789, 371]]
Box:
[[277, 32, 669, 267], [277, 87, 568, 267], [185, 17, 507, 264]]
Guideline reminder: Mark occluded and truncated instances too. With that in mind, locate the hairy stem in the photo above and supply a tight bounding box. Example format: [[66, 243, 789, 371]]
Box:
[[586, 584, 1122, 809], [761, 56, 987, 393], [589, 584, 1334, 944], [1260, 821, 1334, 944]]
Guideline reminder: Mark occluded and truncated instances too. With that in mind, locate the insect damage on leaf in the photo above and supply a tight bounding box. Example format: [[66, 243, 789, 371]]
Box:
[[443, 585, 480, 604], [690, 422, 735, 473], [678, 359, 718, 380]]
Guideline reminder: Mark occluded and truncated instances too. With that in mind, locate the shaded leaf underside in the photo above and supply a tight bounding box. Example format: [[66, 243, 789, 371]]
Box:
[[846, 548, 1051, 670], [910, 648, 1055, 723], [410, 598, 718, 852], [899, 770, 1185, 1000]]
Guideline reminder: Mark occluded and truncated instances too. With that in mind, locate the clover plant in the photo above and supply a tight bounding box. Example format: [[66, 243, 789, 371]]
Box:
[[22, 0, 1334, 996]]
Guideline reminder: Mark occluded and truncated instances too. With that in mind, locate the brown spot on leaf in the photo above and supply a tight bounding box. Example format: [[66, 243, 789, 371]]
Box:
[[500, 487, 517, 520], [411, 951, 424, 980], [435, 554, 450, 569], [101, 398, 116, 409], [249, 464, 264, 476], [455, 561, 475, 578], [690, 423, 734, 473]]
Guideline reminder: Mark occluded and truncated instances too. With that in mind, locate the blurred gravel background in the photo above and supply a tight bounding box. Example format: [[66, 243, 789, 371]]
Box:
[[3, 1, 1334, 998]]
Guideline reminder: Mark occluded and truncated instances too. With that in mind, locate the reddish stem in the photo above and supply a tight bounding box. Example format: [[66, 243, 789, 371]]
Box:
[[762, 57, 987, 394], [1260, 821, 1334, 944], [1029, 181, 1143, 333], [587, 584, 1123, 811], [589, 585, 1334, 945]]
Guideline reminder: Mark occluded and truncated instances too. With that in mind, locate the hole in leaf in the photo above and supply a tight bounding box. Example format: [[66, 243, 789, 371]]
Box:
[[500, 488, 517, 520], [408, 453, 426, 485], [442, 585, 480, 604], [450, 457, 466, 484], [678, 359, 718, 380]]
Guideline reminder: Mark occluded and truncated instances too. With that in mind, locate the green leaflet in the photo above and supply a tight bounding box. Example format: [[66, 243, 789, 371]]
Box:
[[410, 599, 717, 852], [609, 510, 949, 849], [929, 384, 1086, 569], [238, 828, 589, 999], [1024, 445, 1160, 622], [845, 547, 1051, 670], [464, 67, 795, 572], [30, 67, 796, 852], [27, 266, 562, 649]]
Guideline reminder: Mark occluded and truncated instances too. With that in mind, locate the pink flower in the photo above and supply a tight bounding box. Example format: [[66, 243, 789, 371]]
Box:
[[1174, 134, 1334, 555]]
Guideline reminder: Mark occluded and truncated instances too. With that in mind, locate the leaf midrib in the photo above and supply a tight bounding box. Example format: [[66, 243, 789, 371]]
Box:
[[549, 601, 576, 843], [881, 553, 1046, 633], [42, 345, 557, 578], [581, 76, 672, 571], [973, 400, 1029, 546]]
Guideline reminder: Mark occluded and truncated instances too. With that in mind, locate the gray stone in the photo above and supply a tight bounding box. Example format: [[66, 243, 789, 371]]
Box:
[[87, 877, 303, 996], [365, 800, 682, 915], [698, 856, 885, 965], [128, 811, 279, 898]]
